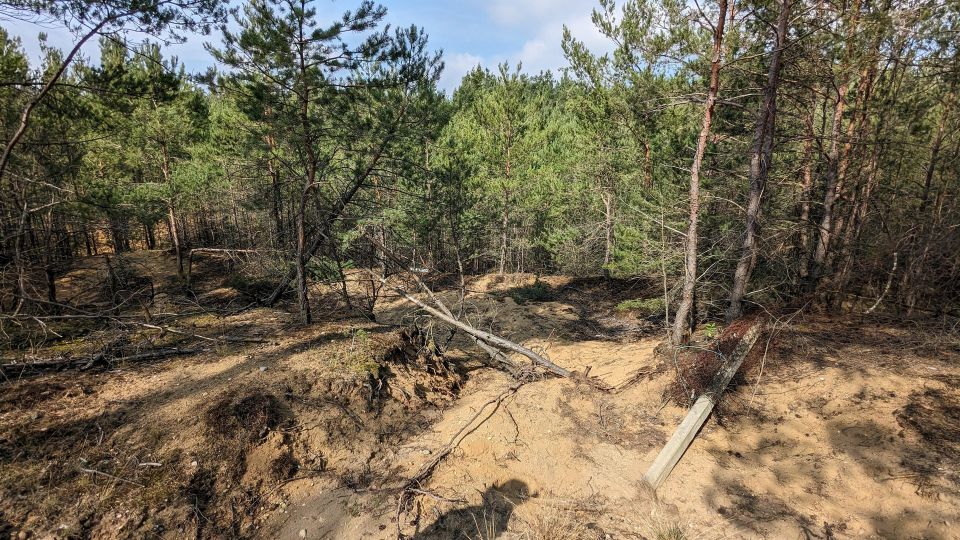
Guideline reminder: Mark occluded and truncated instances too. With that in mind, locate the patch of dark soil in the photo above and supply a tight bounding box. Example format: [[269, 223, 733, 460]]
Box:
[[270, 449, 299, 481], [0, 510, 12, 538], [184, 466, 217, 522], [541, 276, 663, 341], [502, 280, 554, 304], [224, 272, 277, 301], [0, 379, 71, 413], [205, 390, 291, 444], [717, 481, 813, 534], [381, 327, 464, 403]]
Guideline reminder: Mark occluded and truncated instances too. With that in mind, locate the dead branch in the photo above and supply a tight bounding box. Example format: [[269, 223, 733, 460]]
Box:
[[364, 244, 524, 375], [1, 300, 267, 345], [1, 346, 207, 376], [78, 467, 144, 487], [365, 269, 571, 378], [396, 382, 523, 539]]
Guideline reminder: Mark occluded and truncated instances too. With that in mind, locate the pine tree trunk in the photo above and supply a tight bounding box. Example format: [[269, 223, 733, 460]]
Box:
[[726, 0, 791, 323], [167, 204, 183, 277], [295, 202, 311, 324], [159, 144, 184, 277], [268, 138, 285, 248], [671, 0, 729, 344], [602, 190, 614, 274], [810, 0, 862, 285], [144, 222, 156, 250], [498, 147, 512, 276], [796, 107, 816, 282]]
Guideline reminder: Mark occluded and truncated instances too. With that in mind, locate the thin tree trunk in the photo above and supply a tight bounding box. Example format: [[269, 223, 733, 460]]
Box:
[[726, 0, 791, 323], [919, 85, 953, 215], [294, 17, 316, 325], [295, 191, 311, 324], [810, 0, 862, 284], [671, 0, 730, 344], [797, 108, 816, 281], [265, 97, 408, 309], [0, 17, 111, 182], [267, 134, 285, 247], [167, 204, 183, 276], [144, 222, 156, 249], [157, 137, 184, 276], [602, 190, 614, 274]]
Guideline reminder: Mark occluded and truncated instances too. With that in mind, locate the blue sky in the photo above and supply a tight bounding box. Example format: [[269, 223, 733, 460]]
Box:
[[3, 0, 611, 94]]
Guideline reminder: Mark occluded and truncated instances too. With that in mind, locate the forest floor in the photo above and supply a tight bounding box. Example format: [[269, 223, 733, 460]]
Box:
[[2, 250, 960, 539]]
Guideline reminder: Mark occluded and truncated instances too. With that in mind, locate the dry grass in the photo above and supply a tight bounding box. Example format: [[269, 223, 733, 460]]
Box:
[[514, 504, 593, 540], [638, 508, 690, 540]]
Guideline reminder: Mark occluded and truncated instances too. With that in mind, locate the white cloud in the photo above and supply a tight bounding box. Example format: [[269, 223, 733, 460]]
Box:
[[438, 51, 484, 94], [439, 4, 613, 93], [485, 0, 594, 27], [514, 12, 610, 74]]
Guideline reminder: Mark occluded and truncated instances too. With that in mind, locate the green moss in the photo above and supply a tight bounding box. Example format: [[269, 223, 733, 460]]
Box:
[[340, 329, 383, 378]]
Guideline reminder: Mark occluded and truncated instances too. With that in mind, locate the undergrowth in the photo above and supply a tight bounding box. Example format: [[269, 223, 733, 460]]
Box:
[[615, 297, 664, 316], [507, 280, 553, 304]]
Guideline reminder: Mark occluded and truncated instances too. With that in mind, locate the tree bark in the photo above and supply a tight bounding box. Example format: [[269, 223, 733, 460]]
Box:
[[602, 190, 614, 273], [796, 103, 817, 282], [498, 146, 512, 276], [295, 184, 312, 324], [725, 0, 791, 323], [671, 0, 730, 344], [809, 0, 862, 284], [144, 221, 156, 250], [267, 133, 285, 248]]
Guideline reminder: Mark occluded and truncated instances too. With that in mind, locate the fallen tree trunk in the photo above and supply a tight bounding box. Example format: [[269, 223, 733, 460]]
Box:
[[361, 244, 524, 375], [365, 269, 571, 378], [643, 316, 766, 489], [1, 347, 206, 376]]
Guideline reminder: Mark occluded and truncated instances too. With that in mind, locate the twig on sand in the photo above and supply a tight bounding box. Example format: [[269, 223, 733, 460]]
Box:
[[79, 467, 144, 487], [396, 382, 524, 539], [406, 488, 466, 504]]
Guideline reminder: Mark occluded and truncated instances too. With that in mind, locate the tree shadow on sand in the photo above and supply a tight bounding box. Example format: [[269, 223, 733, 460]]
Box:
[[410, 479, 529, 539]]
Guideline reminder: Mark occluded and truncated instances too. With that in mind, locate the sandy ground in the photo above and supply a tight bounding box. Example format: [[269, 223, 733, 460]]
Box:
[[3, 253, 959, 539], [269, 275, 960, 539]]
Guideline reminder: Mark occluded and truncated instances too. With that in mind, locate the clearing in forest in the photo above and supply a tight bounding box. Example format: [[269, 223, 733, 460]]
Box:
[[2, 251, 959, 539]]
